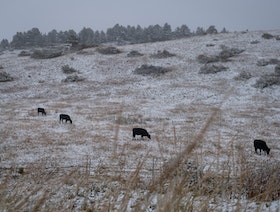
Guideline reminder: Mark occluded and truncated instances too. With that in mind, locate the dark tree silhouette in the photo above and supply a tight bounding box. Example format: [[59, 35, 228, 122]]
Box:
[[7, 23, 224, 49]]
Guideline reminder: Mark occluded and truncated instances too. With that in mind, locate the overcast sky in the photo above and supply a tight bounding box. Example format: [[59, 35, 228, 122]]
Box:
[[1, 0, 280, 41]]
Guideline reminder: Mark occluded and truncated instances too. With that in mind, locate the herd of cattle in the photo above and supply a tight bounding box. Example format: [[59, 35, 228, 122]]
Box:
[[38, 107, 73, 124], [38, 107, 151, 139], [37, 108, 271, 155]]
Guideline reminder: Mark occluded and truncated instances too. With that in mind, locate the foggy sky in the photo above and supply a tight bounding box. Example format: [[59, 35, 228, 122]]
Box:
[[1, 0, 280, 41]]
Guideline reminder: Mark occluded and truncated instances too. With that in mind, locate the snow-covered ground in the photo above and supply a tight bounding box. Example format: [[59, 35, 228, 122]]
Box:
[[1, 30, 280, 211]]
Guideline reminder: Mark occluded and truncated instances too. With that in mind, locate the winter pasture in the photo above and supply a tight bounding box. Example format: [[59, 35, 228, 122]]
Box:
[[1, 30, 280, 211]]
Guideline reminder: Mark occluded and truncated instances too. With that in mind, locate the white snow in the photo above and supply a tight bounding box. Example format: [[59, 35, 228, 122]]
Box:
[[1, 29, 280, 210]]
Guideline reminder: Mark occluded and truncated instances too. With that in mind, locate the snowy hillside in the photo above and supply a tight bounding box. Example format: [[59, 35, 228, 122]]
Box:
[[1, 30, 280, 211]]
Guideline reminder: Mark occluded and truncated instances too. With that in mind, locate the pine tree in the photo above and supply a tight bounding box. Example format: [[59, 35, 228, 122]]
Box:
[[0, 39, 9, 50]]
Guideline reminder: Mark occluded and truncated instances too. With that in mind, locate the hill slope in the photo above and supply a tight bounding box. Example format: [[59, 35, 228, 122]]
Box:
[[1, 30, 280, 211]]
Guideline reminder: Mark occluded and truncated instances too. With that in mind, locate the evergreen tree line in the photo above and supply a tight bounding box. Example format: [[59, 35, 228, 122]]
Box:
[[0, 23, 226, 50]]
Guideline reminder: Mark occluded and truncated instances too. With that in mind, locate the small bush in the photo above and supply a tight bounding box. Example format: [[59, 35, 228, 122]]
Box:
[[71, 43, 98, 52], [31, 49, 63, 59], [250, 40, 260, 44], [62, 75, 85, 82], [96, 46, 121, 55], [257, 59, 269, 67], [262, 33, 274, 39], [242, 161, 280, 201], [133, 64, 171, 77], [0, 71, 13, 82], [234, 71, 252, 81], [218, 50, 234, 62], [151, 50, 176, 59], [218, 45, 245, 62], [257, 58, 280, 66], [197, 54, 219, 64], [206, 43, 215, 47], [18, 51, 31, 57], [61, 65, 78, 74], [270, 58, 280, 65], [275, 65, 280, 75], [197, 45, 244, 64], [199, 64, 228, 74], [127, 50, 143, 57], [254, 74, 280, 88]]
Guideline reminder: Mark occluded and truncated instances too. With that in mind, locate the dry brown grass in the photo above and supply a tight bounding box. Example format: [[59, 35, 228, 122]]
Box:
[[1, 108, 280, 211], [1, 82, 280, 211], [2, 30, 280, 211]]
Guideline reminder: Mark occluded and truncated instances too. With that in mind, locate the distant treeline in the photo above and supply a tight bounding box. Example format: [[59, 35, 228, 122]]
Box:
[[0, 23, 227, 50]]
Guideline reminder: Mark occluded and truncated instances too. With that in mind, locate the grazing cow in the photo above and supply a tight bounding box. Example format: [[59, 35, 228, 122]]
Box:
[[133, 128, 151, 139], [38, 107, 46, 116], [59, 114, 72, 124], [254, 139, 270, 155]]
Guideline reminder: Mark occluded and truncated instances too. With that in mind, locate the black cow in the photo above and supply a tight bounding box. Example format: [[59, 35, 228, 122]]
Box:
[[59, 114, 72, 124], [38, 107, 46, 116], [254, 139, 270, 155], [133, 128, 151, 139]]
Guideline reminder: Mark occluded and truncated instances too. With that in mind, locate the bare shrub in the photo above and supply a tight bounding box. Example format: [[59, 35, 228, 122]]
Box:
[[241, 160, 280, 201], [257, 58, 280, 66], [127, 50, 143, 57], [254, 64, 280, 88], [61, 65, 78, 74], [257, 59, 270, 67], [18, 50, 31, 57], [199, 64, 228, 74], [96, 46, 121, 55], [254, 74, 280, 88], [250, 40, 260, 44], [275, 65, 280, 75], [206, 43, 215, 47], [151, 50, 176, 59], [197, 45, 244, 64], [270, 58, 280, 65], [197, 54, 219, 64], [234, 71, 252, 81], [62, 75, 85, 82], [133, 64, 171, 76], [218, 45, 245, 62], [71, 43, 98, 52], [262, 33, 274, 39], [31, 49, 63, 59], [0, 71, 13, 82]]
